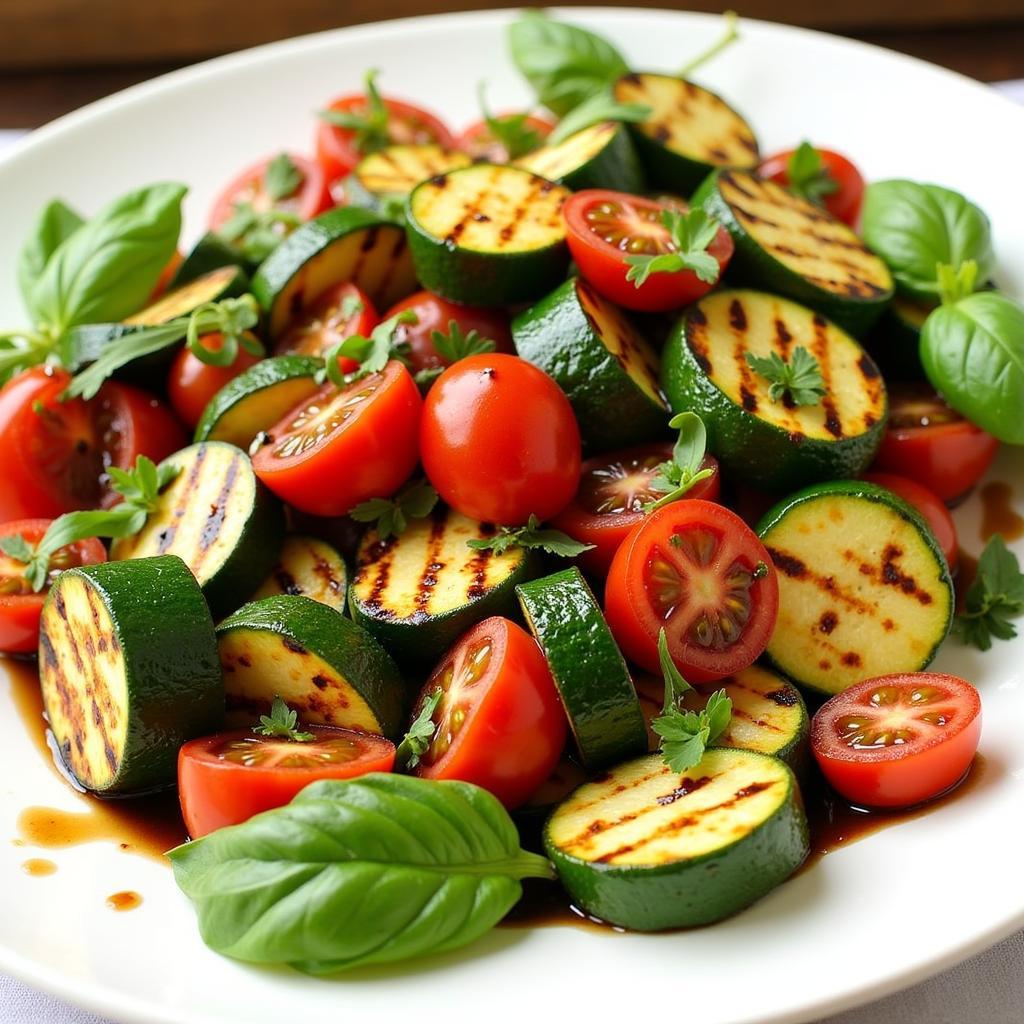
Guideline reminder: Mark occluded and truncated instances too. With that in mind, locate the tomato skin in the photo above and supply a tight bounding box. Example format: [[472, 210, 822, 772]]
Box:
[[276, 282, 379, 375], [178, 726, 396, 838], [0, 519, 107, 654], [604, 500, 779, 682], [758, 147, 865, 226], [252, 360, 422, 517], [551, 444, 720, 578], [382, 290, 513, 374], [564, 190, 734, 313], [862, 472, 958, 571], [208, 153, 331, 229], [872, 384, 998, 504], [412, 617, 566, 809], [811, 673, 981, 808], [167, 333, 261, 430], [420, 354, 581, 526], [315, 96, 455, 184], [456, 113, 554, 163]]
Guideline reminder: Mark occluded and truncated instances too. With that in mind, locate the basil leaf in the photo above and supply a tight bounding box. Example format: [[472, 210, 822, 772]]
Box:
[[31, 183, 186, 337], [547, 90, 650, 145], [920, 291, 1024, 445], [861, 180, 995, 300], [17, 199, 84, 315], [168, 774, 553, 973], [508, 12, 630, 116]]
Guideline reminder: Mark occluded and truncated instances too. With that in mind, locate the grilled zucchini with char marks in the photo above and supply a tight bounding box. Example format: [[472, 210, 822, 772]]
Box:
[[513, 121, 645, 193], [252, 534, 348, 612], [346, 144, 471, 213]]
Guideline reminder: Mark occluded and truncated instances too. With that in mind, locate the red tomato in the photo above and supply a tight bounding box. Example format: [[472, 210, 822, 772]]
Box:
[[456, 113, 554, 163], [0, 368, 185, 521], [604, 500, 779, 682], [208, 153, 331, 230], [411, 617, 566, 809], [167, 333, 262, 430], [551, 443, 720, 578], [563, 190, 734, 313], [382, 290, 513, 374], [420, 354, 581, 526], [863, 472, 958, 571], [811, 673, 982, 808], [0, 519, 106, 654], [251, 360, 421, 516], [315, 94, 455, 184], [759, 146, 865, 226], [178, 726, 396, 838], [872, 383, 998, 504]]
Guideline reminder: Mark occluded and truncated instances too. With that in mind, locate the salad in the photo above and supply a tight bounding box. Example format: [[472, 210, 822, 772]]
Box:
[[1, 8, 1022, 975]]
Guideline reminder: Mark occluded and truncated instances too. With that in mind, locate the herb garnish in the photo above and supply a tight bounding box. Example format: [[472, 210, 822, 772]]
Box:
[[466, 514, 593, 558], [350, 480, 440, 540], [477, 83, 544, 159], [744, 347, 826, 407], [955, 534, 1024, 651], [254, 697, 314, 742], [318, 310, 418, 386], [644, 412, 715, 513], [547, 90, 650, 146], [316, 69, 391, 155], [785, 142, 839, 206], [624, 209, 721, 289], [395, 688, 443, 770]]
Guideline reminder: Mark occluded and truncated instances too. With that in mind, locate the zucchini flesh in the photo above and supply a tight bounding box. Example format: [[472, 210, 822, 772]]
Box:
[[125, 266, 247, 325], [513, 121, 644, 192], [252, 534, 347, 612], [349, 144, 471, 208]]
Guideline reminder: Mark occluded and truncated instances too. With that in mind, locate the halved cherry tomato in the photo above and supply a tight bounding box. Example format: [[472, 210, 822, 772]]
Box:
[[178, 726, 396, 838], [0, 368, 185, 521], [563, 190, 734, 313], [0, 519, 106, 654], [382, 290, 513, 374], [315, 94, 455, 184], [420, 353, 581, 526], [208, 152, 331, 230], [758, 145, 865, 226], [811, 673, 981, 808], [551, 444, 720, 578], [456, 113, 554, 163], [251, 360, 421, 516], [410, 617, 566, 809], [167, 333, 262, 430], [863, 472, 958, 571], [604, 500, 778, 682], [872, 382, 998, 504]]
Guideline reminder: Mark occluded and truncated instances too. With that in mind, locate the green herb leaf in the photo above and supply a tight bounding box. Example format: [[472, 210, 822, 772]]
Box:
[[395, 689, 443, 770], [430, 320, 497, 363], [935, 259, 980, 307], [547, 90, 650, 146], [18, 199, 84, 316], [350, 481, 439, 540], [477, 83, 544, 160], [320, 309, 418, 387], [678, 10, 740, 77], [643, 412, 715, 512], [955, 534, 1024, 650], [254, 697, 315, 742], [168, 773, 554, 972], [466, 514, 594, 558], [785, 142, 839, 206], [264, 153, 305, 203], [217, 200, 303, 263], [745, 346, 826, 407], [624, 208, 721, 288], [0, 534, 35, 564], [316, 69, 391, 155]]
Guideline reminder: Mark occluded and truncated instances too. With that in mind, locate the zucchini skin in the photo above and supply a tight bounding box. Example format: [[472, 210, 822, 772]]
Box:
[[517, 123, 646, 193], [169, 232, 250, 288], [39, 555, 222, 796]]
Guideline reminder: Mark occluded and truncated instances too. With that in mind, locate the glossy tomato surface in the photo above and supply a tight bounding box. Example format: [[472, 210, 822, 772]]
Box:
[[605, 500, 778, 682], [873, 383, 998, 503], [178, 726, 396, 838], [411, 617, 566, 809], [0, 519, 107, 654], [208, 152, 331, 229], [456, 112, 554, 162], [863, 472, 958, 571], [552, 443, 720, 578], [564, 190, 733, 312], [275, 282, 378, 375], [167, 332, 261, 430], [420, 353, 581, 526], [251, 360, 421, 516], [811, 673, 982, 808], [758, 145, 865, 225]]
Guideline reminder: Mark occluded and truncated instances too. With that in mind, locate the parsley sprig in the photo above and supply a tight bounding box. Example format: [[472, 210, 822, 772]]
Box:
[[319, 310, 418, 386], [317, 69, 391, 155], [955, 534, 1024, 650], [0, 456, 178, 591], [650, 630, 732, 773], [785, 142, 839, 206], [413, 321, 497, 389], [350, 481, 440, 540], [478, 83, 544, 160], [624, 209, 722, 289], [744, 347, 826, 407], [466, 514, 593, 558], [254, 697, 314, 742], [644, 412, 715, 513], [395, 688, 443, 770]]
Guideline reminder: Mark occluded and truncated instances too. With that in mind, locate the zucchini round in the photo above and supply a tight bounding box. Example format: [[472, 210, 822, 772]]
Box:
[[251, 534, 348, 612], [124, 265, 250, 325], [865, 294, 935, 382], [169, 233, 249, 289], [346, 144, 471, 213], [514, 121, 645, 193]]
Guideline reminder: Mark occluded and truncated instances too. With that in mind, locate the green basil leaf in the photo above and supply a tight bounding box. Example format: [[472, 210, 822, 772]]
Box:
[[507, 12, 630, 116], [31, 183, 187, 336], [861, 180, 995, 300], [920, 291, 1024, 445], [168, 773, 553, 973], [17, 199, 84, 316], [547, 90, 650, 145]]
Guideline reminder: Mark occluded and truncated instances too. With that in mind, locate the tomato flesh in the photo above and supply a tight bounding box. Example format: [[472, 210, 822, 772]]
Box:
[[275, 282, 379, 374], [167, 332, 261, 430], [811, 673, 982, 808], [862, 472, 958, 571], [412, 617, 566, 809], [758, 146, 865, 226]]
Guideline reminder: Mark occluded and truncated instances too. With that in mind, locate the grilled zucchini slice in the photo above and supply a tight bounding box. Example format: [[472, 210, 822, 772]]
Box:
[[125, 265, 249, 325], [110, 442, 284, 618], [346, 144, 471, 213], [545, 748, 808, 930], [513, 277, 669, 451], [661, 289, 887, 492], [406, 164, 571, 306], [695, 170, 894, 335], [252, 206, 417, 337], [613, 72, 759, 193], [38, 555, 222, 796], [168, 233, 249, 289], [349, 507, 538, 667], [218, 595, 404, 738], [514, 122, 645, 193], [866, 294, 935, 381], [251, 534, 348, 612], [757, 480, 954, 695]]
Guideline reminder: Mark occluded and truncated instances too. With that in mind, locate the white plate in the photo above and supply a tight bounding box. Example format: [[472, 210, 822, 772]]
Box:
[[2, 9, 1024, 1024]]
